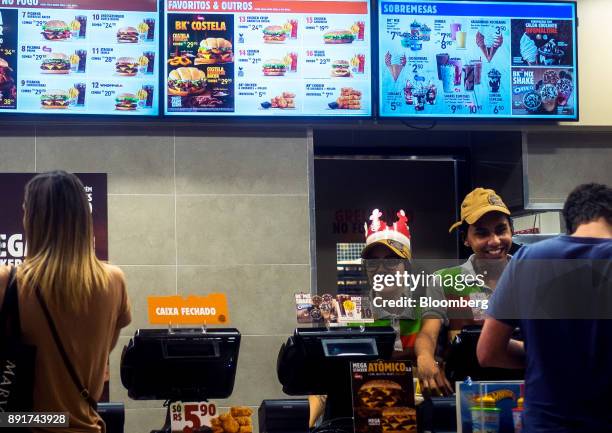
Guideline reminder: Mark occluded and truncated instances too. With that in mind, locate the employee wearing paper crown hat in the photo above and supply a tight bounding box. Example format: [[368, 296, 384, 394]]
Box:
[[415, 187, 514, 396], [360, 208, 422, 360]]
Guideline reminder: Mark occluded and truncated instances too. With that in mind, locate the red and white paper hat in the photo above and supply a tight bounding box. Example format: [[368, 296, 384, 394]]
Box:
[[362, 209, 412, 259]]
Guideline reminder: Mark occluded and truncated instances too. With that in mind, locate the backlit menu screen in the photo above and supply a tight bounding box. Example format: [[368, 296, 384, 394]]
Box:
[[378, 1, 577, 119], [164, 0, 372, 116], [0, 0, 159, 116]]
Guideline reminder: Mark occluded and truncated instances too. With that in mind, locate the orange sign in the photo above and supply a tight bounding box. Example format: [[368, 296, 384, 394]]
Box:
[[147, 294, 230, 325]]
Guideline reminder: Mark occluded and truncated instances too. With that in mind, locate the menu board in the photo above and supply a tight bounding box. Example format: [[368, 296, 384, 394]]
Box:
[[164, 0, 371, 116], [0, 0, 159, 116], [378, 1, 577, 119]]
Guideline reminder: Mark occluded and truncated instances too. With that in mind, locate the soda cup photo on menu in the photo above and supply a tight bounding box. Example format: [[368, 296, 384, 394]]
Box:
[[351, 21, 365, 41], [351, 54, 365, 74], [76, 15, 87, 38], [76, 49, 87, 73], [75, 83, 86, 106], [144, 18, 155, 41]]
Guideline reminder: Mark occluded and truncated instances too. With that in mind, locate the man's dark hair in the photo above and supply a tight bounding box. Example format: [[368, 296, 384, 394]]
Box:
[[562, 183, 612, 234]]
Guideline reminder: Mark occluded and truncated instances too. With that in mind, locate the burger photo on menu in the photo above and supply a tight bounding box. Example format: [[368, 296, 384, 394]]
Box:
[[41, 20, 71, 41], [195, 38, 233, 65], [167, 67, 207, 96], [324, 30, 355, 44], [117, 27, 139, 43], [40, 90, 70, 109], [262, 59, 286, 76], [263, 25, 288, 43], [115, 57, 139, 76], [40, 53, 70, 74], [115, 93, 138, 111], [381, 407, 417, 433], [358, 380, 404, 409], [351, 362, 416, 433], [331, 60, 351, 77]]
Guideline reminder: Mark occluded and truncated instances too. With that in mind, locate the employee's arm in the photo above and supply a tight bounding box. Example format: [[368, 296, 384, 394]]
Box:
[[477, 317, 525, 369], [415, 318, 453, 396]]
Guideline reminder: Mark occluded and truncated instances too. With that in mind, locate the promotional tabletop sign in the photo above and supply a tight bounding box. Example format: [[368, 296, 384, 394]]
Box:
[[0, 0, 159, 115], [170, 403, 253, 433], [351, 360, 416, 433], [456, 380, 523, 433], [164, 0, 372, 116], [295, 293, 374, 324], [0, 173, 108, 264], [147, 294, 230, 325], [377, 0, 577, 119]]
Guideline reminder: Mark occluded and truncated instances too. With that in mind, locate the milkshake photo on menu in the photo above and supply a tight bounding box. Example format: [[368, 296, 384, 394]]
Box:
[[511, 67, 575, 116]]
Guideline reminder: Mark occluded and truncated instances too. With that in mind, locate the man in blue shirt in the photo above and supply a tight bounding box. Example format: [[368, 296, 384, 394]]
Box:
[[477, 183, 612, 433]]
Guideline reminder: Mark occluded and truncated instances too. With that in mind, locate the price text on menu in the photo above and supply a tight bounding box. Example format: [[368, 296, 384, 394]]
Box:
[[0, 0, 159, 115], [165, 0, 371, 116], [378, 1, 577, 119]]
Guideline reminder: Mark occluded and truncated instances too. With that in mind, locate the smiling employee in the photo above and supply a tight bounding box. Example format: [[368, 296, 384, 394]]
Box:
[[415, 188, 513, 396]]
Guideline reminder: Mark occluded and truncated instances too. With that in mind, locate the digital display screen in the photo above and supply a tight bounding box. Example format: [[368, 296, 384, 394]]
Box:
[[0, 0, 159, 116], [378, 1, 578, 119], [164, 0, 371, 116]]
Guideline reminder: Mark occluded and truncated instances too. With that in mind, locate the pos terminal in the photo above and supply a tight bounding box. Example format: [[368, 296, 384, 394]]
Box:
[[277, 326, 396, 432], [120, 327, 241, 433]]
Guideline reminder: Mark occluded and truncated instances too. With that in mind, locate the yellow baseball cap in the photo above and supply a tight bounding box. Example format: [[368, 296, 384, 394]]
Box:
[[449, 188, 510, 233]]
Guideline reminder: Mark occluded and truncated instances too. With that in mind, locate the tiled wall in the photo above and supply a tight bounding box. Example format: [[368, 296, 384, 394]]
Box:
[[0, 125, 311, 432]]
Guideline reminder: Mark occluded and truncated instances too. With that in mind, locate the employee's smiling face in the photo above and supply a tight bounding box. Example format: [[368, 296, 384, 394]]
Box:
[[465, 212, 512, 261]]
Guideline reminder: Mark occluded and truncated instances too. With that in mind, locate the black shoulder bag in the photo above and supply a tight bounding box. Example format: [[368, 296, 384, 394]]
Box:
[[35, 286, 98, 411], [0, 266, 36, 412]]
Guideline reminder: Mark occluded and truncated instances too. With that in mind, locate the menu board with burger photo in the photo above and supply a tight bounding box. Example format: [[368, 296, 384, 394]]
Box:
[[165, 0, 371, 116], [166, 13, 235, 112], [0, 0, 158, 116], [351, 361, 417, 433], [0, 9, 18, 110]]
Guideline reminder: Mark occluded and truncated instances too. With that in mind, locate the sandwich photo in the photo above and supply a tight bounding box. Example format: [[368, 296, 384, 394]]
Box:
[[381, 407, 417, 433], [167, 67, 207, 96], [357, 380, 404, 409], [40, 90, 70, 109], [117, 27, 138, 43], [195, 38, 233, 65], [42, 20, 71, 41], [115, 57, 138, 76], [331, 60, 351, 77], [324, 30, 355, 44], [191, 95, 223, 108], [262, 59, 286, 76], [263, 25, 287, 43], [115, 93, 138, 111], [40, 53, 70, 74]]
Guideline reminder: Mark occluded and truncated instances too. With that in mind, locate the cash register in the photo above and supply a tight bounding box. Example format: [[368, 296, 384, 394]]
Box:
[[276, 326, 396, 433], [120, 327, 241, 433]]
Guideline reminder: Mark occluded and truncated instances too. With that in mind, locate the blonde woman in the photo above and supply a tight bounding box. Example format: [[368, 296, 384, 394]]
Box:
[[0, 171, 131, 433]]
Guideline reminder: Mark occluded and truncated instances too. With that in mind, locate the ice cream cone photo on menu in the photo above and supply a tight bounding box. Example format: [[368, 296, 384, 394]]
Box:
[[476, 31, 489, 61], [520, 33, 537, 65], [385, 51, 406, 82]]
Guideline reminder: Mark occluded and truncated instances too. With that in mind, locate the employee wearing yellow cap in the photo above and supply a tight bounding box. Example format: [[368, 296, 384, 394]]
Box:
[[415, 188, 513, 397]]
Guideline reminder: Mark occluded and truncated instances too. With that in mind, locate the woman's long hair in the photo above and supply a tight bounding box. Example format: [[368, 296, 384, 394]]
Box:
[[18, 171, 109, 311]]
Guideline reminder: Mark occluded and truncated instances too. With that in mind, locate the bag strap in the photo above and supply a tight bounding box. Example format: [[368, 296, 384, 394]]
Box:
[[35, 286, 98, 411], [0, 266, 20, 337]]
